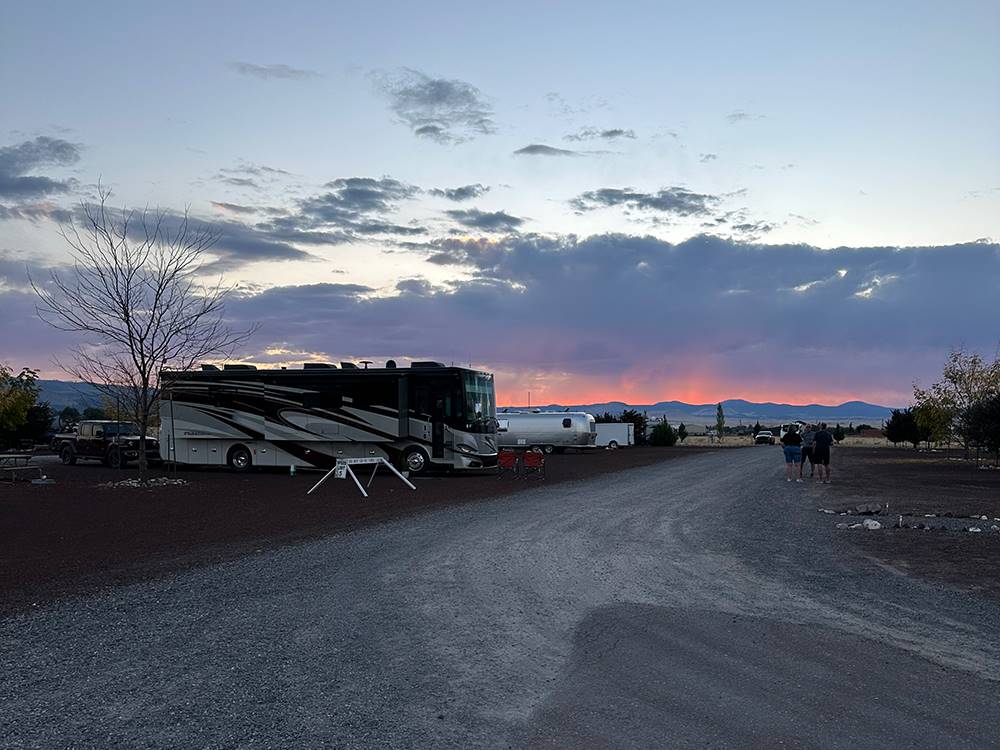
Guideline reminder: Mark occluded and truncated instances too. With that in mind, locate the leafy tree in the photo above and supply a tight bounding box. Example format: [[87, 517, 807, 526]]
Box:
[[82, 406, 107, 420], [22, 402, 56, 444], [58, 406, 81, 429], [595, 411, 619, 423], [620, 408, 649, 445], [677, 423, 688, 443], [650, 421, 678, 446], [912, 400, 952, 445], [715, 403, 725, 442], [0, 365, 39, 433], [964, 395, 1000, 466], [833, 424, 845, 442], [913, 347, 1000, 452], [883, 408, 926, 448]]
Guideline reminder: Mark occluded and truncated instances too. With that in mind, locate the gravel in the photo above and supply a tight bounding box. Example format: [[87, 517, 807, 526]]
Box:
[[3, 449, 999, 748]]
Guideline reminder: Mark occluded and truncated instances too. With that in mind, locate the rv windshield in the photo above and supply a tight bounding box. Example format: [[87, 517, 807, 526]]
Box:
[[463, 372, 496, 433]]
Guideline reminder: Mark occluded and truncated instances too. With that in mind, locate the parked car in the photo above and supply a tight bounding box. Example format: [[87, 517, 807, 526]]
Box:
[[754, 430, 775, 445], [54, 420, 162, 469]]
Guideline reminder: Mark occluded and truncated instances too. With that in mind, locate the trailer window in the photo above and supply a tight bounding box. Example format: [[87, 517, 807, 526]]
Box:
[[562, 418, 572, 428]]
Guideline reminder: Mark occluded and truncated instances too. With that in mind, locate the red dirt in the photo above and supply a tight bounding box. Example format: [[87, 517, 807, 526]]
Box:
[[1, 447, 712, 614]]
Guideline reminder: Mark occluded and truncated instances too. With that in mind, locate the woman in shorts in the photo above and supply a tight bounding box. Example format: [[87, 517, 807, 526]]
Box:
[[780, 425, 803, 482]]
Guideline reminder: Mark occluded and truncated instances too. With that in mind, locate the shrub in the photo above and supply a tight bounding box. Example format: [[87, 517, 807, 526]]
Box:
[[650, 421, 678, 447]]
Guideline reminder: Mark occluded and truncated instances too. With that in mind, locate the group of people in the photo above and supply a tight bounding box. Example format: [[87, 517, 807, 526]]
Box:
[[779, 423, 833, 483]]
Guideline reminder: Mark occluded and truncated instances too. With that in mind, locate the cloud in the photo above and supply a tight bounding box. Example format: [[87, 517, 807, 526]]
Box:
[[0, 202, 72, 223], [10, 236, 1000, 403], [444, 208, 524, 233], [514, 144, 581, 157], [429, 184, 489, 202], [570, 186, 721, 217], [564, 127, 637, 142], [699, 153, 718, 163], [208, 235, 1000, 404], [725, 110, 762, 124], [372, 68, 495, 143], [228, 62, 320, 80], [0, 137, 81, 199]]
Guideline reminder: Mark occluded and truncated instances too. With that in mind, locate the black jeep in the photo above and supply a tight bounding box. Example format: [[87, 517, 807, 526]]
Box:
[[56, 420, 162, 469]]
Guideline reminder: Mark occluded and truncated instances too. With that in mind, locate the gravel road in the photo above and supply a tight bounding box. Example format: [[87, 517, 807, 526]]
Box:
[[3, 448, 999, 748]]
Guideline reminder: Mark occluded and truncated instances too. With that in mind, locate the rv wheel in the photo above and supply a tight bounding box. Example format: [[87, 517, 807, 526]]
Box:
[[401, 446, 429, 475], [228, 445, 253, 472]]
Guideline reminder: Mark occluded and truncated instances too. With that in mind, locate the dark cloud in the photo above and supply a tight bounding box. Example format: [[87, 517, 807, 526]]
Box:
[[217, 176, 259, 189], [570, 187, 721, 217], [210, 235, 1000, 402], [514, 144, 580, 157], [228, 62, 320, 80], [372, 68, 494, 143], [211, 201, 256, 215], [444, 209, 524, 233], [699, 153, 718, 163], [429, 183, 489, 202], [564, 127, 636, 142], [0, 202, 72, 223], [0, 137, 80, 199]]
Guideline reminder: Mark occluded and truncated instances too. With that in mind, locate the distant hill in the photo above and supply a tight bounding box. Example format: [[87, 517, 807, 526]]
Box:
[[38, 378, 894, 428], [500, 398, 895, 428], [36, 380, 105, 412]]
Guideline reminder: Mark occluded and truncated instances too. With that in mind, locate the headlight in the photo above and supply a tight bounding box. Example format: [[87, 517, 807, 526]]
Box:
[[454, 443, 478, 455]]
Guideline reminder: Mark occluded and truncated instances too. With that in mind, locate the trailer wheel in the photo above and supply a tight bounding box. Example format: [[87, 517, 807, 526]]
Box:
[[228, 445, 253, 472], [401, 446, 429, 475], [60, 445, 77, 465], [543, 444, 555, 454], [608, 440, 619, 450]]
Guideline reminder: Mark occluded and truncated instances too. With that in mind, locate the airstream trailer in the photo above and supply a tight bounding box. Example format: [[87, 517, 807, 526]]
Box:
[[496, 411, 597, 453]]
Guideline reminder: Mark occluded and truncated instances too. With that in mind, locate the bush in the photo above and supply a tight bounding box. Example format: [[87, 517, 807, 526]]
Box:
[[650, 421, 678, 447]]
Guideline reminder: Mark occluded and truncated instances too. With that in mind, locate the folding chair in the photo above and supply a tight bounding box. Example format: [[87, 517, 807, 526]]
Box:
[[522, 451, 545, 479], [497, 450, 519, 479]]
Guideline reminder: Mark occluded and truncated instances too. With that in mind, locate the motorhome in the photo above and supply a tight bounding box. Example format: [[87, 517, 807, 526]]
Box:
[[496, 411, 596, 453], [159, 361, 497, 474], [595, 422, 634, 448]]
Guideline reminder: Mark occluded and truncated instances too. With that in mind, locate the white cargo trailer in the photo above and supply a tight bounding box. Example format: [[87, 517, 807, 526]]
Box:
[[595, 422, 634, 448]]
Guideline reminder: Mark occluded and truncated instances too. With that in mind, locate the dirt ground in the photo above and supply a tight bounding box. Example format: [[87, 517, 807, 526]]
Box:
[[0, 446, 711, 614], [829, 447, 1000, 598]]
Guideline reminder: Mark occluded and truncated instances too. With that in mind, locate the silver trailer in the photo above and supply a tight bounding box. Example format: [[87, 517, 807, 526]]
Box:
[[496, 411, 596, 453]]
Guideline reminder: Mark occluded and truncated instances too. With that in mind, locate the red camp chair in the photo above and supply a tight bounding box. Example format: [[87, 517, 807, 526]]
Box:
[[497, 450, 519, 479], [522, 451, 545, 479]]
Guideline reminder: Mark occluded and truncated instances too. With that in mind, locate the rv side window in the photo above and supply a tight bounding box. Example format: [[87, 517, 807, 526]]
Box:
[[562, 418, 572, 428]]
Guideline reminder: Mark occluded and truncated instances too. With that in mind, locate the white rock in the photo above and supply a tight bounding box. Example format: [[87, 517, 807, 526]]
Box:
[[862, 519, 882, 530], [968, 527, 982, 533]]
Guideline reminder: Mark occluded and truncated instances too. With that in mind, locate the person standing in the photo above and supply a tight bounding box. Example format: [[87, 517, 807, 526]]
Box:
[[800, 424, 816, 479], [780, 424, 803, 482], [812, 422, 834, 483]]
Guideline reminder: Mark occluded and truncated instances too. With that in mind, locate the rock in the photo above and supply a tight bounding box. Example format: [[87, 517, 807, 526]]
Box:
[[849, 523, 864, 529], [819, 508, 836, 514], [968, 527, 982, 533], [862, 519, 882, 530], [981, 515, 989, 521], [924, 514, 937, 518], [991, 526, 999, 532], [836, 523, 849, 529]]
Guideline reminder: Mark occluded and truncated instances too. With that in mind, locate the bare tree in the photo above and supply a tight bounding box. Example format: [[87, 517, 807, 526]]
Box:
[[32, 187, 256, 479]]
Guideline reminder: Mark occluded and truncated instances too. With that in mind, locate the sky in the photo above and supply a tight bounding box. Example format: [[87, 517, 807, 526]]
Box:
[[1, 0, 998, 406]]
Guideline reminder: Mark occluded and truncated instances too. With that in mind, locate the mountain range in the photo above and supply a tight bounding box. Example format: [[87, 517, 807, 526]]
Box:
[[500, 399, 895, 427], [35, 379, 894, 427]]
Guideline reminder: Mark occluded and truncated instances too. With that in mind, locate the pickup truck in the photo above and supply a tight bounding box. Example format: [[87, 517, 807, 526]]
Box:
[[754, 430, 776, 445], [55, 420, 162, 469]]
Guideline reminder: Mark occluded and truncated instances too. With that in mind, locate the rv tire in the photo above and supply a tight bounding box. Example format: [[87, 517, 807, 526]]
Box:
[[401, 446, 429, 475], [228, 445, 253, 472]]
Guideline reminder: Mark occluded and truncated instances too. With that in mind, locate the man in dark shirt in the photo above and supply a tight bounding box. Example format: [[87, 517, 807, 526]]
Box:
[[812, 422, 834, 483]]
